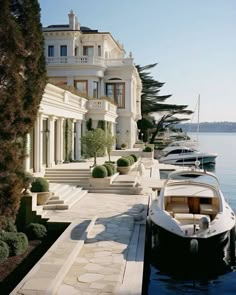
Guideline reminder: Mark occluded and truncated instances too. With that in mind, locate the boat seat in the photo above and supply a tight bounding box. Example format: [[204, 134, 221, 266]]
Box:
[[200, 204, 218, 215], [174, 213, 211, 225], [166, 203, 189, 214]]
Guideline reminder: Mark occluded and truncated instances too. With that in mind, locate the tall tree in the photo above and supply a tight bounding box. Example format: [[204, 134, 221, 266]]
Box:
[[136, 63, 192, 142], [149, 108, 194, 143], [136, 63, 172, 115], [0, 0, 46, 229]]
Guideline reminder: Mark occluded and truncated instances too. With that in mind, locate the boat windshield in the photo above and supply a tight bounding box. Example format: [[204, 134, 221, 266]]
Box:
[[168, 173, 219, 187]]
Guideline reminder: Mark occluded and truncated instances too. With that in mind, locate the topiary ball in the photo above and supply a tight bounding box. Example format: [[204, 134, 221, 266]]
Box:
[[24, 223, 47, 240], [92, 165, 108, 178], [143, 146, 153, 152], [130, 154, 138, 162], [0, 240, 9, 263], [103, 164, 113, 176], [117, 157, 130, 167], [31, 177, 49, 192], [125, 155, 135, 165]]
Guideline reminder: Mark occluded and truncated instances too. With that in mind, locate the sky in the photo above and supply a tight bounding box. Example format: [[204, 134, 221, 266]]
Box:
[[38, 0, 236, 123]]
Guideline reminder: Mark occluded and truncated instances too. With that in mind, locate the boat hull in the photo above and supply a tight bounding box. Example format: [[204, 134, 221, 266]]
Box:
[[151, 223, 231, 262], [159, 155, 217, 166]]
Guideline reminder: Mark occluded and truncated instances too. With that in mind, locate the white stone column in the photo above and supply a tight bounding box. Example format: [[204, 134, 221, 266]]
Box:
[[56, 117, 64, 164], [48, 116, 55, 167], [75, 120, 82, 160], [71, 120, 76, 161], [34, 113, 43, 172]]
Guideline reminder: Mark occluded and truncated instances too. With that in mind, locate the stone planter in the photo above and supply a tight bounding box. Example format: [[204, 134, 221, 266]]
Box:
[[89, 173, 118, 188], [37, 192, 51, 205], [117, 166, 131, 175], [134, 143, 144, 148], [142, 151, 154, 158]]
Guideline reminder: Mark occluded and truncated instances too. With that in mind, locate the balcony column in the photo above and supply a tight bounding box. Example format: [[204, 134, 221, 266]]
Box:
[[56, 117, 64, 164], [75, 120, 82, 160], [100, 79, 105, 96]]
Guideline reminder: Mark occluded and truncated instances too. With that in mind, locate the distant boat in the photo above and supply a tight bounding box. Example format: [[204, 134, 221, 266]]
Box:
[[158, 146, 217, 166], [148, 169, 236, 263], [161, 139, 197, 154]]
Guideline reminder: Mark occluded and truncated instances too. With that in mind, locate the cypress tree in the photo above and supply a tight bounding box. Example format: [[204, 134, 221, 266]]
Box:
[[0, 0, 46, 229]]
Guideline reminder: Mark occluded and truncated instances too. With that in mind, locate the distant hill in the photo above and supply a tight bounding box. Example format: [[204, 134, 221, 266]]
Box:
[[177, 122, 236, 133]]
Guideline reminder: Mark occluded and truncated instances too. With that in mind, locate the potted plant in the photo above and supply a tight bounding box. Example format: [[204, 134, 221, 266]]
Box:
[[89, 165, 117, 187], [30, 177, 51, 205], [117, 157, 131, 174], [142, 146, 154, 158], [121, 143, 127, 150]]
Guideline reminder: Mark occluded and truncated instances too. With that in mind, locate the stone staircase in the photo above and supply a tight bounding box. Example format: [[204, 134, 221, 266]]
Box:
[[44, 168, 91, 187], [86, 176, 143, 194], [41, 183, 88, 210]]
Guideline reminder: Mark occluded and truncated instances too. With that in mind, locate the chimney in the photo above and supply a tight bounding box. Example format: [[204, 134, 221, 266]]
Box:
[[68, 10, 80, 30], [68, 10, 76, 30]]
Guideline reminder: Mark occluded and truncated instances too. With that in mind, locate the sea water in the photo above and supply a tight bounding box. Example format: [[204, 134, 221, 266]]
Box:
[[147, 133, 236, 294]]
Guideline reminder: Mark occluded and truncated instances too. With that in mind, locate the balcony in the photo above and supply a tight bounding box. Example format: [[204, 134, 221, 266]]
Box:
[[86, 99, 118, 122], [46, 56, 134, 67]]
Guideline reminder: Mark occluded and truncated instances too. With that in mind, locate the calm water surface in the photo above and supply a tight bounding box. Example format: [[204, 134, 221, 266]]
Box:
[[148, 133, 236, 295]]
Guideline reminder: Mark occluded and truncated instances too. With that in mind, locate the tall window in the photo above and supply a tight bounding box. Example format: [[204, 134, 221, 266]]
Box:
[[74, 80, 88, 96], [83, 46, 94, 56], [106, 83, 125, 108], [93, 81, 99, 98], [48, 45, 54, 57], [60, 45, 67, 56], [98, 45, 101, 57]]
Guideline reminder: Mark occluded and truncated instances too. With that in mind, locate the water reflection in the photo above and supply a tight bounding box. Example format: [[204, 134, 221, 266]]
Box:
[[147, 246, 236, 295]]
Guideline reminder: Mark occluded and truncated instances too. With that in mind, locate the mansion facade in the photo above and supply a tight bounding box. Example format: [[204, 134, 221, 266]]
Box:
[[29, 10, 142, 174]]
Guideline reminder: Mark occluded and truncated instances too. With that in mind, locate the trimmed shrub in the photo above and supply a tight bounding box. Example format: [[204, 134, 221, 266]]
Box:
[[24, 223, 47, 240], [31, 177, 49, 192], [130, 154, 138, 162], [126, 155, 135, 165], [0, 232, 28, 256], [103, 164, 114, 176], [143, 146, 153, 152], [106, 163, 116, 174], [0, 240, 9, 263], [92, 165, 108, 178], [117, 157, 130, 167], [121, 143, 127, 149]]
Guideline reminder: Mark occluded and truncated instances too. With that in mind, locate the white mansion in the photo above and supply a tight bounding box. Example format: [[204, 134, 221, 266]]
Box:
[[28, 10, 142, 174]]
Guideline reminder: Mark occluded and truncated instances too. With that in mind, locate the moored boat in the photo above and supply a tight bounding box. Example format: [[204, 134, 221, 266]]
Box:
[[148, 169, 235, 263], [158, 146, 217, 166]]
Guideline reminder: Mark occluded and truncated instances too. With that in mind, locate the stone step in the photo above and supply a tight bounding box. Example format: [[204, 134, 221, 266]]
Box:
[[48, 179, 89, 184], [45, 171, 91, 176], [43, 190, 87, 210], [45, 168, 90, 172], [88, 188, 139, 194], [110, 183, 135, 188], [47, 177, 90, 182]]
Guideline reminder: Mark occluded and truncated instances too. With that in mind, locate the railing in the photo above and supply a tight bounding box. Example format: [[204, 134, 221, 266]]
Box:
[[87, 99, 117, 113], [46, 56, 134, 66]]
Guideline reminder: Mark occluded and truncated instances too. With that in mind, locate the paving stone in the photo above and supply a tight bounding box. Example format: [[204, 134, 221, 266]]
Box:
[[90, 282, 107, 289], [57, 284, 81, 295], [78, 273, 104, 283], [22, 278, 52, 290], [84, 263, 104, 272]]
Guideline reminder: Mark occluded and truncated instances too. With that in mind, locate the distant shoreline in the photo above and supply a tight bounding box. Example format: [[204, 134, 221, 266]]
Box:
[[177, 122, 236, 133]]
